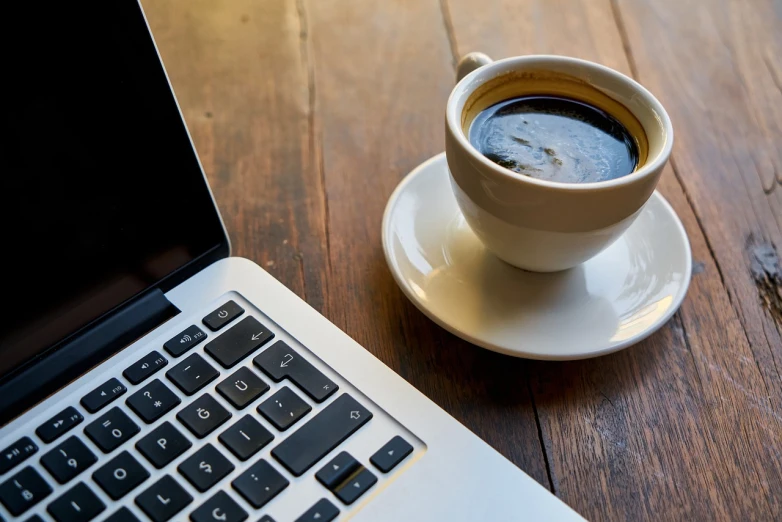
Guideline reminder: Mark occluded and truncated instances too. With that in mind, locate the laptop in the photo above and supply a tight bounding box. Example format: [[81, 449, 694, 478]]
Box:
[[0, 2, 583, 521]]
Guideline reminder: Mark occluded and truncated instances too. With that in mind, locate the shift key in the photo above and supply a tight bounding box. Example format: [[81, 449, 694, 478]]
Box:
[[271, 394, 372, 476]]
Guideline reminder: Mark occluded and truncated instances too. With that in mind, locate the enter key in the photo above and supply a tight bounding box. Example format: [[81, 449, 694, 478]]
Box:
[[253, 341, 338, 402]]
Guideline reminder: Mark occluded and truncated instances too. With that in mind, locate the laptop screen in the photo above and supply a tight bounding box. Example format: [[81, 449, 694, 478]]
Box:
[[2, 2, 228, 379]]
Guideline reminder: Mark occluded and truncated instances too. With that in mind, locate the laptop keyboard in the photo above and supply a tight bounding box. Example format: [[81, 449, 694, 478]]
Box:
[[0, 295, 420, 521]]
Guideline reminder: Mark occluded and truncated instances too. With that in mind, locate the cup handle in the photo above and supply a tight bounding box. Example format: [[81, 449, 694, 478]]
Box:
[[456, 52, 493, 83]]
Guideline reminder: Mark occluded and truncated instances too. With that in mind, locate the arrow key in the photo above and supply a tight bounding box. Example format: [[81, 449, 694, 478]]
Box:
[[370, 436, 414, 473], [315, 451, 360, 491], [333, 467, 377, 505], [205, 316, 274, 368], [294, 498, 339, 522]]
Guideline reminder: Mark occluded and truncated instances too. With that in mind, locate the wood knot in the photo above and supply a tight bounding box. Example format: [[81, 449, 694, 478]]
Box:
[[748, 235, 782, 325]]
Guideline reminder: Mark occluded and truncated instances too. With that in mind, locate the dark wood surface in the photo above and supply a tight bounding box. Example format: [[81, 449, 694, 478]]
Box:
[[143, 1, 782, 520]]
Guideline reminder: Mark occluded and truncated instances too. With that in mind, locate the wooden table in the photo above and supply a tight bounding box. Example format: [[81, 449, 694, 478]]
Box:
[[143, 1, 782, 519]]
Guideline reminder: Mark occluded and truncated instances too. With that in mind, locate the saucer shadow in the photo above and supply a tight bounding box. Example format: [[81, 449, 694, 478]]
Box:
[[373, 255, 669, 413]]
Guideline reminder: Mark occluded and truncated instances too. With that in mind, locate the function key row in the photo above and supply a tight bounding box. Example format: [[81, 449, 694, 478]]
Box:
[[123, 351, 168, 385], [164, 325, 206, 358], [0, 437, 38, 474], [35, 407, 83, 444], [80, 378, 127, 414]]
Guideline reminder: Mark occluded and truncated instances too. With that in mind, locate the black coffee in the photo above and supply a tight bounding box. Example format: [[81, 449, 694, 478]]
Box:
[[469, 95, 639, 183]]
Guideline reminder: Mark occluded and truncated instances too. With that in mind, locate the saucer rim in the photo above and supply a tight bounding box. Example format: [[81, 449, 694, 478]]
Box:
[[381, 152, 693, 360]]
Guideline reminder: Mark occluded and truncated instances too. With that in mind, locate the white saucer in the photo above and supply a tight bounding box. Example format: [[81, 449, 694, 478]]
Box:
[[382, 153, 692, 360]]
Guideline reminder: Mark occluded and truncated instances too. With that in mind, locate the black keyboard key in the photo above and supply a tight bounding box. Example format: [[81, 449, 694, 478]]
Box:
[[47, 482, 105, 522], [370, 435, 414, 473], [105, 507, 141, 522], [253, 341, 338, 403], [126, 379, 181, 423], [272, 394, 372, 476], [219, 415, 273, 461], [205, 317, 274, 368], [294, 499, 339, 522], [84, 408, 140, 453], [333, 467, 376, 505], [135, 475, 192, 522], [191, 491, 248, 522], [164, 325, 207, 357], [216, 367, 269, 409], [136, 422, 192, 469], [93, 451, 149, 500], [231, 460, 288, 509], [0, 437, 37, 475], [315, 452, 360, 490], [177, 444, 234, 493], [167, 354, 220, 395], [0, 467, 51, 516], [81, 379, 127, 413], [41, 437, 97, 484], [257, 387, 311, 431], [257, 516, 275, 522], [36, 407, 84, 444], [24, 515, 44, 522], [203, 301, 244, 331], [178, 394, 232, 438], [124, 351, 169, 385]]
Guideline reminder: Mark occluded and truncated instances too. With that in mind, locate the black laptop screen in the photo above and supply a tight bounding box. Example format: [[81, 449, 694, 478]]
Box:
[[1, 2, 228, 379]]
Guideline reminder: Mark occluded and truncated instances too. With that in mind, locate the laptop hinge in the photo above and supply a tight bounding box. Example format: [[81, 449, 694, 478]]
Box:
[[0, 288, 179, 425]]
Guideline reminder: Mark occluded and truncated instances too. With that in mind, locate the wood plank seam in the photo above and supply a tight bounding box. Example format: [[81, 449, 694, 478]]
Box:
[[295, 0, 333, 288], [608, 0, 639, 78], [439, 0, 460, 68], [527, 371, 557, 494]]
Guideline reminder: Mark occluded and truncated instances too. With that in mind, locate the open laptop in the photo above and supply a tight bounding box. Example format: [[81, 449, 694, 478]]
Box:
[[0, 2, 583, 521]]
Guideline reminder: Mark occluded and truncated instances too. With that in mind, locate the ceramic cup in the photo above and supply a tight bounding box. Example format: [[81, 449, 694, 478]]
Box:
[[445, 53, 673, 272]]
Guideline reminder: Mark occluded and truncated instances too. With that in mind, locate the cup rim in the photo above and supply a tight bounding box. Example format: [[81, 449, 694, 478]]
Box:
[[446, 54, 674, 192]]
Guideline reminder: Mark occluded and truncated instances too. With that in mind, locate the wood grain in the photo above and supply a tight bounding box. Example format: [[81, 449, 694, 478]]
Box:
[[142, 0, 782, 519], [142, 0, 330, 313]]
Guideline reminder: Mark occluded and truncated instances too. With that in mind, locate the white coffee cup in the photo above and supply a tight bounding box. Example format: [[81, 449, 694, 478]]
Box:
[[445, 53, 673, 272]]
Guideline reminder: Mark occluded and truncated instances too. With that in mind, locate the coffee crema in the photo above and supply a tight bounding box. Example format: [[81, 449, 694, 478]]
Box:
[[469, 95, 640, 183]]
